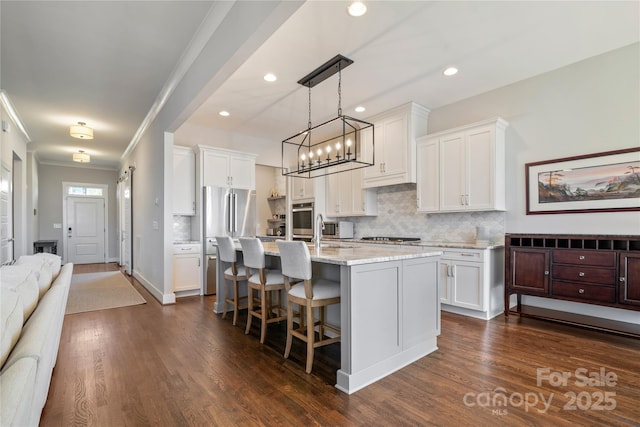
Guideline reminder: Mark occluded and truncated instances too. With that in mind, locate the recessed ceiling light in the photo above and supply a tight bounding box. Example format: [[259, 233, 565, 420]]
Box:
[[347, 1, 367, 17], [355, 106, 366, 113], [264, 73, 277, 82], [219, 111, 230, 117], [443, 67, 458, 76]]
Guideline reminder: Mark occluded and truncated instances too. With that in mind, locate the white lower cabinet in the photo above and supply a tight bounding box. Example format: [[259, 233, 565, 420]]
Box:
[[429, 247, 504, 320], [173, 244, 202, 292]]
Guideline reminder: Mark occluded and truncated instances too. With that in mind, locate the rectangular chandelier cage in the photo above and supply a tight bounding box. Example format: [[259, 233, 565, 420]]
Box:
[[282, 54, 374, 179]]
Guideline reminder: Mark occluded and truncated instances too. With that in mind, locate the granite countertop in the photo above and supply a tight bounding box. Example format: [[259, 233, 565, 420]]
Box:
[[259, 241, 442, 266], [346, 239, 505, 250]]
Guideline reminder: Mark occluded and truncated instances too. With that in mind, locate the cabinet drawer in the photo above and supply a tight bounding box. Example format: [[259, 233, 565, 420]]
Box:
[[173, 244, 200, 254], [552, 265, 615, 285], [552, 281, 616, 303], [440, 249, 483, 262], [552, 250, 615, 267]]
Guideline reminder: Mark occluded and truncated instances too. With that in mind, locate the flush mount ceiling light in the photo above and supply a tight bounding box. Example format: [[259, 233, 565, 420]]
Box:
[[72, 150, 90, 163], [347, 1, 367, 17], [69, 121, 93, 139], [219, 110, 230, 117], [355, 106, 366, 113], [443, 67, 458, 76], [264, 73, 277, 82], [282, 54, 374, 179]]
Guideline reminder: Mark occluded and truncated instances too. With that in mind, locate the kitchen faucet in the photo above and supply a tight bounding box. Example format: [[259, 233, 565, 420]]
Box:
[[313, 213, 324, 249]]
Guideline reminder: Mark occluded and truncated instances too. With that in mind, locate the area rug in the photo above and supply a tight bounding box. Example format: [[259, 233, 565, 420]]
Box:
[[66, 271, 146, 314]]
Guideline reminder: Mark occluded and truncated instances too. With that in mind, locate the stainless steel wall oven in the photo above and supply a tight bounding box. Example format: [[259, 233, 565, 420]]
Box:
[[291, 202, 314, 241]]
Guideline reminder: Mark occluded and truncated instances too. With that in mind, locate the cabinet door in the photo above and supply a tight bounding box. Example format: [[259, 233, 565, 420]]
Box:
[[439, 132, 466, 211], [380, 114, 408, 178], [291, 177, 314, 201], [362, 122, 384, 181], [325, 171, 341, 216], [619, 252, 640, 306], [416, 137, 439, 212], [450, 261, 484, 311], [509, 248, 550, 295], [203, 151, 229, 187], [173, 148, 195, 215], [229, 155, 254, 190], [466, 125, 494, 209], [174, 254, 202, 291], [439, 261, 452, 304]]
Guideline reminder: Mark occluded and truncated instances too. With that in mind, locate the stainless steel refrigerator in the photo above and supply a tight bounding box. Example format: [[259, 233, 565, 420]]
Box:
[[202, 186, 256, 295]]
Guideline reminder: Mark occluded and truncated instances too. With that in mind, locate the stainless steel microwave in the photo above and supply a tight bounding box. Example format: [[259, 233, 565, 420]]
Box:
[[322, 221, 354, 239]]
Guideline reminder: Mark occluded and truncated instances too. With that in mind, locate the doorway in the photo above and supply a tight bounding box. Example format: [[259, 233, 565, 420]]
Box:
[[0, 163, 12, 263], [62, 182, 108, 264]]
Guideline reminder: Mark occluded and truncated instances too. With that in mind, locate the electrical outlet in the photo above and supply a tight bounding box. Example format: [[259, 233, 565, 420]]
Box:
[[152, 221, 159, 230]]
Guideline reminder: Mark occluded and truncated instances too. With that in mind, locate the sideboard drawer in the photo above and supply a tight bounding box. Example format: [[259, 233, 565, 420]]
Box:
[[552, 281, 616, 303], [552, 250, 615, 267], [552, 265, 615, 285]]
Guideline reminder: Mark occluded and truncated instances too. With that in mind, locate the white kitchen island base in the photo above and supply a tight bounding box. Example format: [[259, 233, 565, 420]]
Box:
[[336, 257, 440, 394], [216, 240, 441, 394]]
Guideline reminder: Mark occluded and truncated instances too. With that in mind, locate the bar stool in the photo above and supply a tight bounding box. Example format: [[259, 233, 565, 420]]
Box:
[[239, 238, 287, 344], [216, 236, 248, 326], [276, 240, 341, 374]]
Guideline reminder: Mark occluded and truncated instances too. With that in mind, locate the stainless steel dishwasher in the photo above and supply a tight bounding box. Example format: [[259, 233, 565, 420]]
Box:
[[204, 238, 217, 295]]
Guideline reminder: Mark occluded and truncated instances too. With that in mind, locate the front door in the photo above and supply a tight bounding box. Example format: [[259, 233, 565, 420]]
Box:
[[66, 196, 105, 264]]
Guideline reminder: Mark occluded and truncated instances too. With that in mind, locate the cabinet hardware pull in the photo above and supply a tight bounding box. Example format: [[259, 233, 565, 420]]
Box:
[[619, 277, 625, 282], [579, 272, 585, 277], [544, 271, 549, 275], [460, 194, 464, 205], [578, 288, 585, 294], [579, 255, 585, 260], [461, 253, 475, 257]]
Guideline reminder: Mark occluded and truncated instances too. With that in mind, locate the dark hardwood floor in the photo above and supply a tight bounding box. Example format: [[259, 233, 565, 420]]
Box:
[[41, 263, 640, 426]]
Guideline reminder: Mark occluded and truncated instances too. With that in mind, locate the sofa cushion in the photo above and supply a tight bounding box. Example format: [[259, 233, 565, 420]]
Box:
[[0, 356, 37, 427], [1, 265, 40, 320], [0, 289, 23, 368], [18, 253, 62, 279], [14, 257, 53, 299]]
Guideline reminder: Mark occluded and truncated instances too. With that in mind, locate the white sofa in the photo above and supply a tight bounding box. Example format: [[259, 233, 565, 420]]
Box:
[[0, 253, 72, 427]]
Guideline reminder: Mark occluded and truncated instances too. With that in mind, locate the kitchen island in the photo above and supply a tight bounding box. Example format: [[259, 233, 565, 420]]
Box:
[[214, 240, 442, 394]]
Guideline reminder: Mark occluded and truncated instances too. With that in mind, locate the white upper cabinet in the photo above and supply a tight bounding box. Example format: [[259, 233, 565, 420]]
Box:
[[173, 145, 196, 215], [417, 118, 508, 213], [325, 165, 377, 217], [362, 102, 430, 188], [200, 146, 256, 190], [291, 177, 315, 202]]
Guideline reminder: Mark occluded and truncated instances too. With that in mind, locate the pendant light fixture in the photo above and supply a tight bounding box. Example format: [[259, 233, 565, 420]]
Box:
[[72, 150, 90, 163], [282, 54, 374, 179], [70, 121, 94, 139]]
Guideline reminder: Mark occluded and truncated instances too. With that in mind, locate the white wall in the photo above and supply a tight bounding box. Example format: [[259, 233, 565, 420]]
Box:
[[38, 163, 118, 260], [120, 1, 302, 304], [429, 42, 639, 235], [1, 97, 29, 259], [26, 152, 39, 254], [428, 42, 640, 323]]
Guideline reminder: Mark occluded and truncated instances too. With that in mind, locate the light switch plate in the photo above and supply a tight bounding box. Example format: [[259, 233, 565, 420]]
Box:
[[53, 223, 62, 229]]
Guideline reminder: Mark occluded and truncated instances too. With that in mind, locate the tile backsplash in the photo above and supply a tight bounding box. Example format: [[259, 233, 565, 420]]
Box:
[[173, 215, 192, 241], [339, 183, 505, 243]]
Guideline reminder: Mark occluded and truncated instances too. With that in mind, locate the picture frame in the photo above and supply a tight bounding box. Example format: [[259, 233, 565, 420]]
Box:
[[526, 147, 640, 215]]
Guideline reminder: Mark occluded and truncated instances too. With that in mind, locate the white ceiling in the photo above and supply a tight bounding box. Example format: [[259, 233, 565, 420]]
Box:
[[2, 1, 639, 169]]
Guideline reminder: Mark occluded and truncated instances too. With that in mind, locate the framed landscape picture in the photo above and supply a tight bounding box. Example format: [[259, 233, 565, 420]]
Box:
[[526, 147, 640, 214]]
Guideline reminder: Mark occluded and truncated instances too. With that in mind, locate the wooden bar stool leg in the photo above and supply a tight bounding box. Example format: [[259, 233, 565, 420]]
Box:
[[245, 286, 253, 334], [221, 279, 228, 319], [305, 304, 314, 374], [233, 278, 239, 326], [284, 299, 294, 359], [260, 288, 267, 343]]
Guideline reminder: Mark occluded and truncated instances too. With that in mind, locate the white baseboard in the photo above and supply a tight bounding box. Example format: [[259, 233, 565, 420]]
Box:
[[132, 269, 176, 304]]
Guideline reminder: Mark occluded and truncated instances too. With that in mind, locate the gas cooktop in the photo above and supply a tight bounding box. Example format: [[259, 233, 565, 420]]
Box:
[[361, 237, 421, 243]]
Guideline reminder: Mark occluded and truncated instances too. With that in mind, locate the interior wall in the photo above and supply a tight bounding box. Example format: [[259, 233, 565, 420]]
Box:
[[428, 42, 640, 323], [38, 163, 118, 261], [26, 152, 39, 254], [428, 42, 640, 235]]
